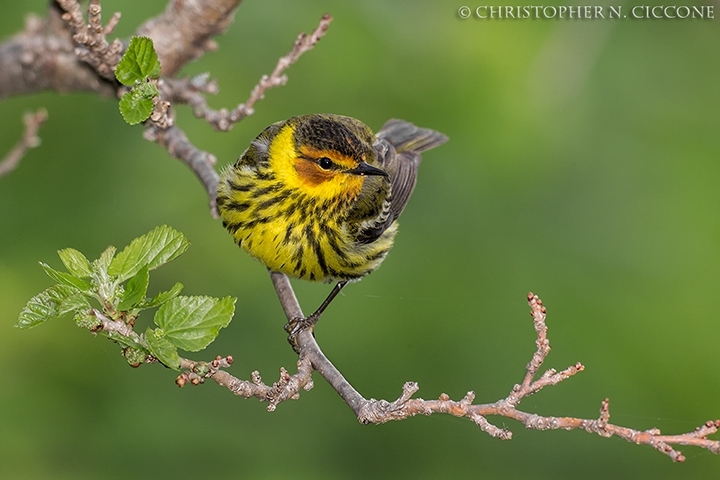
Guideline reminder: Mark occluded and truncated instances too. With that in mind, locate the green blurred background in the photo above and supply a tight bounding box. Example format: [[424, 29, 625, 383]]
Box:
[[2, 0, 719, 478]]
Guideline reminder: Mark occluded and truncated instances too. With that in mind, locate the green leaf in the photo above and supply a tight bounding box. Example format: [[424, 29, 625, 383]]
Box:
[[58, 248, 92, 278], [117, 265, 149, 311], [58, 293, 92, 315], [109, 226, 189, 282], [139, 282, 184, 309], [153, 296, 236, 352], [94, 246, 116, 275], [115, 36, 161, 86], [115, 37, 161, 125], [145, 327, 180, 370], [40, 262, 93, 292], [118, 89, 154, 125], [136, 81, 159, 98], [16, 284, 83, 329]]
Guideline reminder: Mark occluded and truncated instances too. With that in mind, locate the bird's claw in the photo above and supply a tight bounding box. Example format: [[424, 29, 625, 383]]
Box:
[[285, 314, 319, 351]]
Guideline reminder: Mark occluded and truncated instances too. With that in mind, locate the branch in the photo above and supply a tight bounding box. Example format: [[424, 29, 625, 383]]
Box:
[[165, 272, 720, 461], [178, 357, 314, 411], [270, 272, 367, 412], [157, 14, 332, 131], [93, 307, 313, 410], [0, 109, 48, 178], [65, 251, 720, 461], [229, 13, 333, 125], [259, 282, 719, 462]]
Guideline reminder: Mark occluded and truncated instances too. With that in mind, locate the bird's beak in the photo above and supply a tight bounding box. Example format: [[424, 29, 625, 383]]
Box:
[[347, 161, 388, 177]]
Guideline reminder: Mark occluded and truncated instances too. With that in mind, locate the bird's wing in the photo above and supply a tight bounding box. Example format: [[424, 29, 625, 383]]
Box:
[[375, 119, 448, 224]]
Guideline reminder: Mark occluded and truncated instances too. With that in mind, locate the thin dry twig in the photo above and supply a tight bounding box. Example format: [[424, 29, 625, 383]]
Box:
[[227, 13, 333, 125], [158, 14, 333, 131], [0, 109, 48, 178], [184, 358, 315, 411]]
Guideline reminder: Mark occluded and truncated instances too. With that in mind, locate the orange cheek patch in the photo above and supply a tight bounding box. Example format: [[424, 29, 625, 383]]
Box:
[[294, 158, 335, 187]]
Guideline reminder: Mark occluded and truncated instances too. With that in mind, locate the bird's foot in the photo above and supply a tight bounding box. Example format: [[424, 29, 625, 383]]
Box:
[[285, 314, 319, 351]]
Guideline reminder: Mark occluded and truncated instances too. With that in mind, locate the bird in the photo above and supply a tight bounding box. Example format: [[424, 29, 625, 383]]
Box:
[[216, 113, 447, 328]]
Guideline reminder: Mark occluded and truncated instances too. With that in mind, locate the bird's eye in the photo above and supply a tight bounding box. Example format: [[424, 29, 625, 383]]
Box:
[[318, 157, 333, 170]]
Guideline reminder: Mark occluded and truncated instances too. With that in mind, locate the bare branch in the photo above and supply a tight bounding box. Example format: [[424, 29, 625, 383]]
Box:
[[181, 358, 315, 411], [0, 109, 48, 178], [228, 13, 333, 125], [505, 294, 584, 406], [158, 14, 333, 131], [93, 306, 313, 410], [261, 281, 720, 461]]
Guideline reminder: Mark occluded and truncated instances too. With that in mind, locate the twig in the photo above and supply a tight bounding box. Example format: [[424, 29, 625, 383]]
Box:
[[158, 14, 333, 131], [180, 357, 315, 411], [227, 13, 333, 125], [92, 307, 312, 410], [504, 294, 583, 406], [0, 109, 48, 178], [270, 271, 366, 413]]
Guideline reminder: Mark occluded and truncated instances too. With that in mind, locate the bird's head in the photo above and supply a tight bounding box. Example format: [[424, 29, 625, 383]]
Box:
[[267, 114, 388, 202]]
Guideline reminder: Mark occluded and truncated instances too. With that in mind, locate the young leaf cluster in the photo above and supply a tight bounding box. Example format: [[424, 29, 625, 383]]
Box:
[[115, 36, 162, 125], [17, 226, 236, 370]]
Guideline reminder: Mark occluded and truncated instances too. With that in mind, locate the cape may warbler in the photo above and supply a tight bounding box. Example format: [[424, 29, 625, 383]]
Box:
[[217, 114, 447, 323]]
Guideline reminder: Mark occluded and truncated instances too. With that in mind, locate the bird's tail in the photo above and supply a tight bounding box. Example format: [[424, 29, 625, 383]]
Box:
[[376, 119, 448, 153]]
